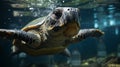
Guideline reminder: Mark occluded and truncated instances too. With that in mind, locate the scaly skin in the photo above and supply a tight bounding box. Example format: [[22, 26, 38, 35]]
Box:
[[0, 7, 104, 56]]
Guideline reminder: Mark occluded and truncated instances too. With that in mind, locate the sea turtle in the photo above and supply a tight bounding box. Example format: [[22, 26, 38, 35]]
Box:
[[0, 7, 104, 56]]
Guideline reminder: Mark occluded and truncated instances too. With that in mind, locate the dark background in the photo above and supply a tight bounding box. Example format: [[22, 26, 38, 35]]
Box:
[[0, 0, 120, 67]]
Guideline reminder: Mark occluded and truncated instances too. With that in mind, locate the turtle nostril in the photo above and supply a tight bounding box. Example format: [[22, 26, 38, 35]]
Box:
[[67, 9, 70, 11]]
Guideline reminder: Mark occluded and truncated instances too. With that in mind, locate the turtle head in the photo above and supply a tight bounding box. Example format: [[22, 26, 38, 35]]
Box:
[[46, 7, 80, 37]]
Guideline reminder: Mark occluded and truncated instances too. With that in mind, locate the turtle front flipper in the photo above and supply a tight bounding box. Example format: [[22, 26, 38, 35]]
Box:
[[71, 29, 104, 43], [0, 29, 40, 45]]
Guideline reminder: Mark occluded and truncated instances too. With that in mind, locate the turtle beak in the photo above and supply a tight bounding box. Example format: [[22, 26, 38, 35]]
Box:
[[68, 8, 79, 22], [59, 7, 80, 27], [0, 29, 38, 44]]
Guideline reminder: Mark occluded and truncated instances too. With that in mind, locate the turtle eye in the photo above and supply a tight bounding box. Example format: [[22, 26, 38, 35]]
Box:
[[53, 9, 62, 19], [53, 26, 61, 32]]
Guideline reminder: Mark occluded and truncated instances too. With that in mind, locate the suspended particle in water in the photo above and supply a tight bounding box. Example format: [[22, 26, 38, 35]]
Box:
[[8, 9, 11, 12], [109, 19, 115, 26], [8, 18, 11, 20], [94, 22, 99, 28], [115, 27, 119, 35], [62, 0, 65, 3]]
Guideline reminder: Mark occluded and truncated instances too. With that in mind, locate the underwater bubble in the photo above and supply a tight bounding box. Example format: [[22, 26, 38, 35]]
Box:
[[29, 7, 34, 10]]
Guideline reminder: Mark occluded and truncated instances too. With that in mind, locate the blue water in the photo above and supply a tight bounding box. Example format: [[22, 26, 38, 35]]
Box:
[[0, 0, 120, 67]]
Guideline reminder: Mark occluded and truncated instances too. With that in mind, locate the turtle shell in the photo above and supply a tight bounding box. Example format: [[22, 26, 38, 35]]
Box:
[[22, 16, 47, 31]]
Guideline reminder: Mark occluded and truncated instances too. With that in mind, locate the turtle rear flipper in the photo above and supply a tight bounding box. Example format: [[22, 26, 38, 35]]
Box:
[[59, 48, 71, 57]]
